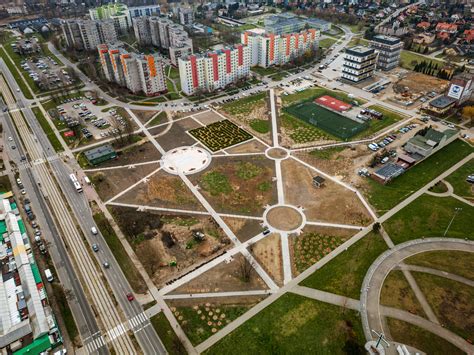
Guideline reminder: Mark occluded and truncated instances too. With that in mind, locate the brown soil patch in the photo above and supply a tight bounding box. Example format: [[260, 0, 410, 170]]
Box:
[[110, 206, 230, 287], [115, 169, 205, 210], [177, 117, 202, 130], [92, 141, 162, 168], [155, 120, 196, 151], [267, 147, 288, 159], [222, 217, 264, 242], [87, 163, 160, 202], [282, 159, 372, 226], [190, 156, 277, 216], [131, 109, 159, 124], [193, 110, 224, 125], [225, 139, 268, 154], [394, 72, 449, 98], [380, 270, 426, 317], [266, 206, 302, 231], [167, 295, 265, 307], [171, 253, 267, 294], [250, 233, 283, 286]]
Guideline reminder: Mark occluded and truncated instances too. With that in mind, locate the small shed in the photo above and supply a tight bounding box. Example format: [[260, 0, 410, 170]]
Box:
[[312, 176, 325, 188]]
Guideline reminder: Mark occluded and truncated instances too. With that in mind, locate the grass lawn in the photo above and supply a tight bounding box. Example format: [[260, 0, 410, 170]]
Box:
[[400, 50, 444, 71], [348, 37, 369, 47], [0, 175, 12, 193], [269, 72, 288, 81], [282, 86, 366, 106], [201, 171, 232, 196], [148, 111, 167, 126], [249, 119, 270, 134], [176, 304, 250, 345], [0, 48, 33, 99], [319, 37, 337, 49], [444, 158, 474, 200], [365, 139, 473, 214], [167, 79, 176, 93], [387, 318, 464, 355], [166, 92, 181, 100], [31, 107, 64, 152], [205, 293, 366, 354], [51, 283, 79, 346], [150, 313, 186, 355], [221, 92, 266, 116], [354, 105, 406, 138], [168, 66, 180, 80], [309, 146, 347, 159], [300, 232, 387, 299], [383, 194, 474, 243], [404, 250, 474, 280], [93, 212, 147, 294], [250, 66, 280, 77], [413, 272, 474, 341]]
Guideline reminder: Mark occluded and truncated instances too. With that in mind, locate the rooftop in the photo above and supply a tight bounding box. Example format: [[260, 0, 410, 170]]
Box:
[[84, 144, 116, 160], [429, 95, 456, 109], [346, 46, 375, 56], [372, 34, 401, 45]]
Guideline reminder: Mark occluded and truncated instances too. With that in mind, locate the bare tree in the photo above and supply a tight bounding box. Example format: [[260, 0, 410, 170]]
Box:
[[110, 118, 126, 147], [238, 258, 254, 283]]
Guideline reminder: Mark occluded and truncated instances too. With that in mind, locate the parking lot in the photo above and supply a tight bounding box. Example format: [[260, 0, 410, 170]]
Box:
[[54, 97, 128, 141], [20, 56, 73, 90]]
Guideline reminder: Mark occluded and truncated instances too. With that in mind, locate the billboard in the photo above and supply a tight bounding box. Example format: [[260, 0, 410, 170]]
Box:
[[447, 84, 464, 100]]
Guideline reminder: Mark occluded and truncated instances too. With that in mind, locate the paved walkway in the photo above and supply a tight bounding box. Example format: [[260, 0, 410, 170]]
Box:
[[291, 286, 360, 311], [395, 264, 474, 287]]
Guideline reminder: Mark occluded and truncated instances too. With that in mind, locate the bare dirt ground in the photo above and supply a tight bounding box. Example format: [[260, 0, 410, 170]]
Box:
[[267, 147, 288, 159], [294, 145, 375, 187], [170, 253, 267, 294], [110, 206, 230, 287], [131, 109, 160, 124], [154, 121, 197, 151], [167, 295, 265, 307], [266, 206, 302, 231], [225, 139, 268, 154], [282, 158, 372, 226], [115, 169, 205, 211], [193, 111, 224, 125], [221, 217, 263, 242], [250, 233, 283, 286], [393, 72, 449, 98], [177, 117, 203, 130], [87, 163, 160, 202], [189, 156, 277, 216], [94, 141, 162, 168]]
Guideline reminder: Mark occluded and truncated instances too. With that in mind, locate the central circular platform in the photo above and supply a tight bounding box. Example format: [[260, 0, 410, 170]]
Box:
[[161, 146, 211, 175], [264, 205, 305, 233], [265, 147, 289, 160]]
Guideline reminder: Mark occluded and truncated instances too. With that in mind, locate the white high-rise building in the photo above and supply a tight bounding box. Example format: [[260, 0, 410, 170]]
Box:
[[98, 44, 166, 96], [62, 19, 117, 51], [179, 44, 250, 95], [242, 28, 320, 68], [89, 3, 132, 33]]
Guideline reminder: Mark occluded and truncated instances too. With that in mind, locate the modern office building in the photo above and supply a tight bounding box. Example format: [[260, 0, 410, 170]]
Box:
[[89, 2, 132, 33], [61, 19, 117, 51], [264, 13, 331, 35], [242, 28, 320, 68], [179, 44, 251, 95], [342, 46, 378, 82], [369, 35, 402, 71], [0, 195, 62, 353], [98, 43, 166, 96], [133, 17, 193, 66]]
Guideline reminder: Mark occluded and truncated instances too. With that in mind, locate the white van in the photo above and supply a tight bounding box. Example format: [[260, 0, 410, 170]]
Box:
[[44, 269, 54, 282], [84, 176, 91, 185]]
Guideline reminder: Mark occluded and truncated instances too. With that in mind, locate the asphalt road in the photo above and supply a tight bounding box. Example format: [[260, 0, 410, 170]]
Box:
[[1, 61, 165, 354]]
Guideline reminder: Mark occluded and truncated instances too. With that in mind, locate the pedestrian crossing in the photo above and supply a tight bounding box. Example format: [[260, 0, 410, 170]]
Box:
[[84, 312, 150, 353]]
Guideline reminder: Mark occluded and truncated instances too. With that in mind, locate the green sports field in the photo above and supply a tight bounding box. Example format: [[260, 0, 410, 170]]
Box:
[[284, 101, 368, 140]]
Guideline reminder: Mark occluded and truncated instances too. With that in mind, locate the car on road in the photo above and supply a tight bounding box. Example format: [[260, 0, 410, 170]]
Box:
[[126, 293, 134, 302], [91, 226, 98, 235], [21, 189, 26, 195], [34, 229, 41, 236], [102, 261, 110, 269], [8, 137, 12, 142], [39, 244, 47, 255], [92, 244, 99, 252], [11, 145, 16, 149]]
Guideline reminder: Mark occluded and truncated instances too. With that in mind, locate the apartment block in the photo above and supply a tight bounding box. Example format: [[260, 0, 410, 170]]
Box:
[[128, 4, 160, 18], [342, 46, 378, 82], [179, 7, 194, 26], [369, 35, 402, 71], [89, 3, 132, 33], [62, 19, 117, 51], [242, 28, 320, 68], [133, 17, 193, 66], [0, 195, 62, 353], [98, 44, 166, 96], [179, 45, 250, 95], [264, 13, 331, 35]]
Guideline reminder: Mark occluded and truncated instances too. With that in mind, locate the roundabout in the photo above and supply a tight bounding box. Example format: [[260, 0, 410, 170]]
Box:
[[265, 147, 290, 160], [263, 204, 306, 233], [161, 146, 212, 175]]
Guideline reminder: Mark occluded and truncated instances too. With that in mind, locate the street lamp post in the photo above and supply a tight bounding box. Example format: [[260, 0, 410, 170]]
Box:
[[443, 207, 462, 237]]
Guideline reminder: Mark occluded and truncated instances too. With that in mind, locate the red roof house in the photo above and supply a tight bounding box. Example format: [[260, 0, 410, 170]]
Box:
[[435, 22, 458, 34], [417, 21, 431, 30]]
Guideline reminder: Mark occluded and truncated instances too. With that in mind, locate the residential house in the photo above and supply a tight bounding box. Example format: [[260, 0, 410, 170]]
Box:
[[413, 32, 436, 45], [435, 22, 458, 34], [404, 128, 458, 158], [416, 21, 431, 31]]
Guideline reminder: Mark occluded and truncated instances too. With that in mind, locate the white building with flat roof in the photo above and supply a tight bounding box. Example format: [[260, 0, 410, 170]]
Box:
[[342, 46, 378, 82]]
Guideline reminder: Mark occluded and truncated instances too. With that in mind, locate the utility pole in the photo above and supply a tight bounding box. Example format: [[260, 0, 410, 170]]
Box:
[[443, 207, 462, 237]]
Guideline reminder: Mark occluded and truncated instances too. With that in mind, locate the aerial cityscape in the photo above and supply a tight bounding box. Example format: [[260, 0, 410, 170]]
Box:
[[0, 0, 472, 354]]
